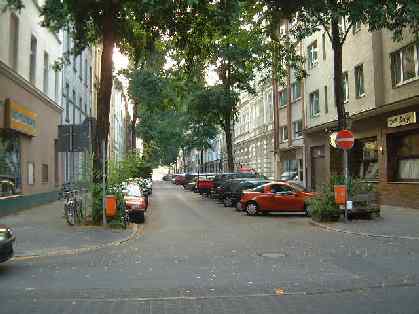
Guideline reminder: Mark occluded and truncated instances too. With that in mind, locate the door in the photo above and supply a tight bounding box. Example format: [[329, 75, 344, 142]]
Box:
[[311, 146, 326, 191], [272, 184, 302, 211]]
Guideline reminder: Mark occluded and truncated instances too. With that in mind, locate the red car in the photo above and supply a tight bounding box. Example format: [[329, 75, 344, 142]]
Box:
[[196, 176, 215, 195], [239, 182, 315, 216], [174, 174, 186, 185], [124, 184, 147, 223]]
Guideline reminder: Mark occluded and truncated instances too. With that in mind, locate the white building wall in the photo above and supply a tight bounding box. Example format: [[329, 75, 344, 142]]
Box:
[[0, 0, 62, 105]]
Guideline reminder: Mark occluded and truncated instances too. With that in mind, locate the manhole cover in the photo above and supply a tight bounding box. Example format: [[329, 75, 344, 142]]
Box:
[[259, 252, 286, 258]]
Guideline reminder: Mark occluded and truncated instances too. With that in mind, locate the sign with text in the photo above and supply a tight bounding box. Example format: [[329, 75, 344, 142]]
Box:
[[4, 99, 37, 136], [387, 112, 416, 128]]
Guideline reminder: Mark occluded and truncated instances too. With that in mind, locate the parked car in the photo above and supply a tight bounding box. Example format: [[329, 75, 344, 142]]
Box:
[[174, 174, 187, 185], [223, 179, 271, 209], [211, 173, 268, 200], [123, 184, 147, 223], [239, 181, 315, 216], [184, 177, 198, 191], [162, 174, 172, 181], [196, 175, 216, 195], [0, 225, 15, 263], [280, 171, 299, 181]]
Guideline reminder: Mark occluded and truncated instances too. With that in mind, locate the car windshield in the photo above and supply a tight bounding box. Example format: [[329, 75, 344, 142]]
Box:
[[126, 185, 142, 197], [280, 172, 297, 180], [287, 182, 306, 192]]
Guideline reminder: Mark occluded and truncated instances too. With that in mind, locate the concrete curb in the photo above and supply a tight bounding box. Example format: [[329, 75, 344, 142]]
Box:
[[310, 221, 419, 241], [12, 224, 143, 261]]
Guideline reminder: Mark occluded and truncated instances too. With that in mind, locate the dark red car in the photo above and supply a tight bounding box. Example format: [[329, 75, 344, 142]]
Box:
[[239, 182, 315, 216]]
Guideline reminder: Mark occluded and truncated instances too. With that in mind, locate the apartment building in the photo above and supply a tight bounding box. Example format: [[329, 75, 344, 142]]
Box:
[[60, 28, 93, 183], [0, 1, 62, 204], [234, 86, 275, 178], [302, 24, 419, 208]]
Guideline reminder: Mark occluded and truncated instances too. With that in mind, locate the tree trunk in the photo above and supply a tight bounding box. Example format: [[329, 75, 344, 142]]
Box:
[[93, 5, 115, 185], [224, 117, 234, 172], [331, 18, 346, 131]]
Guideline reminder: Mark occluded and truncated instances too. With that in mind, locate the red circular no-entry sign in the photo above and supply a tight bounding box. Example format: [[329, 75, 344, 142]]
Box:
[[336, 129, 354, 150]]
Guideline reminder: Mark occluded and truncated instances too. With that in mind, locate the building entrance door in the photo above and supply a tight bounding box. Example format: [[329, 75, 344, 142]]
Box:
[[311, 145, 326, 191]]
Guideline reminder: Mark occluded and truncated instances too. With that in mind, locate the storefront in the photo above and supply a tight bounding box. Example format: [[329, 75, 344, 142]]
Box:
[[0, 61, 62, 210]]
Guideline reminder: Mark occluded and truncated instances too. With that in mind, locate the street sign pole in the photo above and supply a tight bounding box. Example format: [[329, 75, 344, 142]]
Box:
[[336, 129, 355, 223], [102, 140, 107, 226], [344, 149, 349, 223]]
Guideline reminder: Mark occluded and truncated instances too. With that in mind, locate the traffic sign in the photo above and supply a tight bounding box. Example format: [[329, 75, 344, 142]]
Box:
[[336, 129, 354, 150]]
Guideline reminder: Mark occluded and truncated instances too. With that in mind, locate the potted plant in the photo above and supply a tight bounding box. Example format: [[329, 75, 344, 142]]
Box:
[[307, 183, 341, 223]]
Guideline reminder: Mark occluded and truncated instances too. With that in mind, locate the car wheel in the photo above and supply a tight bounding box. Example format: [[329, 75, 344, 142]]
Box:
[[224, 197, 233, 207], [246, 202, 258, 216]]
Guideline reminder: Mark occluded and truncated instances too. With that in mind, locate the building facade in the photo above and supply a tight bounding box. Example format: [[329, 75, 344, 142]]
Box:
[[60, 28, 93, 183], [233, 86, 275, 178], [300, 24, 419, 208], [0, 1, 62, 202]]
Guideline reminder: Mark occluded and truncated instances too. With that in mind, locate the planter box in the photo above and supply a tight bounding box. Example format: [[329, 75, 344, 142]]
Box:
[[312, 212, 340, 223]]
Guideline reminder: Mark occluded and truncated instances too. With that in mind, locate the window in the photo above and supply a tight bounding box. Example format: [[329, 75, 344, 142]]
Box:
[[342, 72, 349, 102], [322, 33, 326, 60], [388, 132, 419, 181], [324, 85, 328, 113], [89, 66, 92, 90], [79, 52, 83, 80], [43, 52, 49, 94], [352, 138, 379, 180], [307, 41, 318, 70], [55, 70, 59, 101], [355, 64, 365, 98], [84, 58, 88, 85], [292, 120, 303, 139], [28, 162, 34, 185], [309, 90, 320, 118], [279, 89, 288, 108], [280, 126, 288, 142], [29, 35, 37, 84], [353, 21, 361, 34], [41, 164, 48, 183], [9, 13, 19, 71], [72, 90, 76, 123], [291, 81, 301, 101], [391, 42, 419, 86], [65, 83, 69, 121]]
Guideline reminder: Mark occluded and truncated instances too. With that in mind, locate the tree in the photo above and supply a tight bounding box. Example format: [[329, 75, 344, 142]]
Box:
[[172, 1, 266, 172], [37, 0, 193, 184]]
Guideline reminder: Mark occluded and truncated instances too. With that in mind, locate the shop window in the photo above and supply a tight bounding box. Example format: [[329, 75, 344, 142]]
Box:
[[352, 138, 379, 180], [389, 132, 419, 181], [0, 130, 21, 193], [42, 164, 48, 183]]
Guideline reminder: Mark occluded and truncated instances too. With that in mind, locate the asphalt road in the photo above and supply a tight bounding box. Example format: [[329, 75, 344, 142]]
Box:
[[1, 182, 419, 313]]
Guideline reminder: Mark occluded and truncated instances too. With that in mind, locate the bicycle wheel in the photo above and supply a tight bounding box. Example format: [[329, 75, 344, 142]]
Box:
[[66, 205, 76, 226]]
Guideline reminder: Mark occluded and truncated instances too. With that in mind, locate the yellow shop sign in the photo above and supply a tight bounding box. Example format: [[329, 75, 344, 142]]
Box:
[[387, 112, 417, 128], [5, 99, 37, 136]]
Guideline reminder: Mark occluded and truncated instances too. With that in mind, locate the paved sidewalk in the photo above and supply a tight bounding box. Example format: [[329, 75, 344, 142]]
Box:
[[313, 205, 419, 239], [0, 200, 133, 257]]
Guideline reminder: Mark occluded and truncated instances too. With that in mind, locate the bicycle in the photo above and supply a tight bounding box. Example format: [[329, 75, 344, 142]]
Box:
[[64, 190, 83, 226]]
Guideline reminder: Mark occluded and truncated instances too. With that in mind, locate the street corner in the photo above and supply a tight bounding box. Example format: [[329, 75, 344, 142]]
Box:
[[11, 221, 141, 261]]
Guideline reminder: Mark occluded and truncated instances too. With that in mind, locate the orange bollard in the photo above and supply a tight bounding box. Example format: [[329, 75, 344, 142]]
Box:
[[105, 195, 117, 218]]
